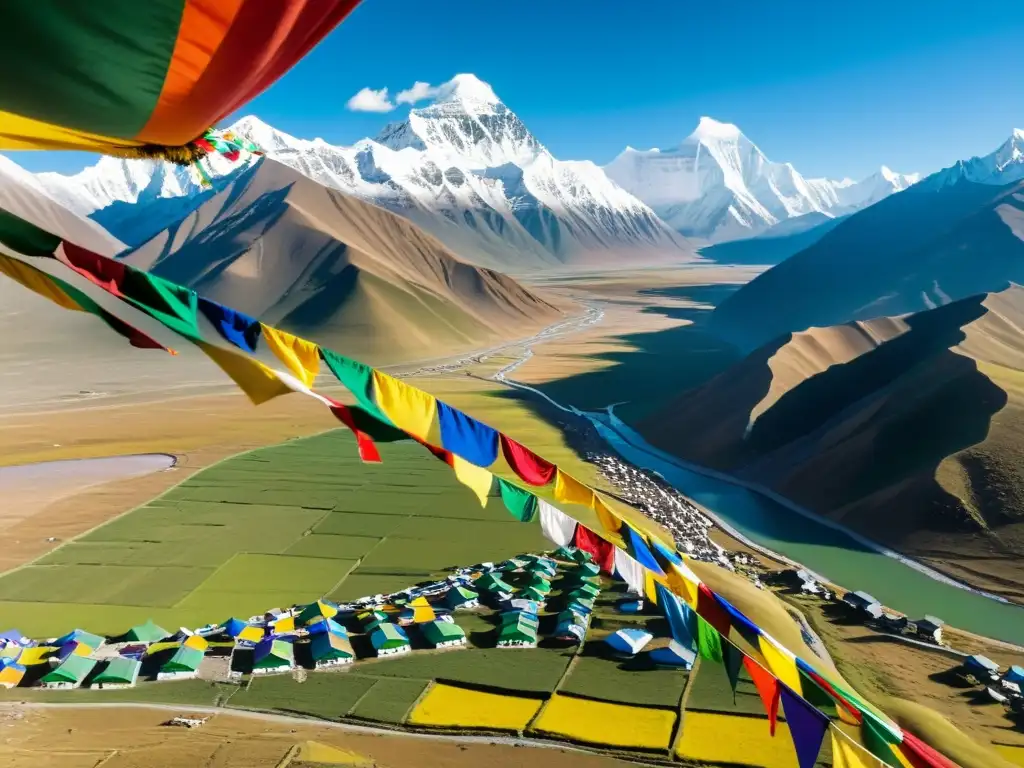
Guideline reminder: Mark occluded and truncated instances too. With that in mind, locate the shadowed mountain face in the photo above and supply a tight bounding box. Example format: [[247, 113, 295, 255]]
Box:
[[697, 213, 846, 266], [121, 159, 566, 364], [640, 287, 1024, 599], [711, 176, 1024, 351]]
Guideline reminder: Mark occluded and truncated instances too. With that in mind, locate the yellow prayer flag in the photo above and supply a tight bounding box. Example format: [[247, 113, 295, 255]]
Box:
[[261, 325, 320, 388], [554, 470, 594, 507], [665, 562, 698, 608], [372, 370, 437, 441], [591, 494, 626, 548], [831, 731, 885, 768], [759, 636, 803, 694], [0, 254, 84, 312], [453, 455, 494, 507], [198, 341, 292, 405]]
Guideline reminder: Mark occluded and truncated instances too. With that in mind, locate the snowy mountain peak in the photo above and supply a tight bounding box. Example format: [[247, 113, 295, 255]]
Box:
[[227, 115, 303, 153], [438, 73, 501, 107], [689, 116, 743, 142]]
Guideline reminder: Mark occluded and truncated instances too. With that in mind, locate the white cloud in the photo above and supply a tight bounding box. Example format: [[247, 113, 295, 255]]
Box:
[[395, 81, 443, 105], [346, 87, 395, 113]]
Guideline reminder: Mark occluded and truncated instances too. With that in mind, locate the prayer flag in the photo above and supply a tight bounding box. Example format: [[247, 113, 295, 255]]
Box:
[[197, 341, 292, 405], [437, 402, 499, 467], [626, 526, 664, 576], [539, 500, 577, 546], [697, 616, 723, 663], [372, 370, 436, 441], [615, 547, 645, 594], [554, 470, 594, 507], [696, 583, 732, 637], [500, 435, 556, 486], [744, 656, 781, 735], [497, 478, 537, 522], [759, 636, 803, 696], [261, 325, 319, 388], [453, 455, 494, 507], [574, 525, 615, 574], [320, 349, 393, 425], [832, 730, 887, 768], [198, 298, 261, 352], [723, 641, 744, 700], [780, 684, 830, 768]]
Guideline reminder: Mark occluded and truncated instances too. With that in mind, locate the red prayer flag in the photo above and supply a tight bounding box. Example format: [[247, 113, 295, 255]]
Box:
[[324, 398, 381, 463], [574, 525, 615, 574], [59, 242, 130, 298], [500, 435, 556, 486], [744, 656, 781, 735], [697, 583, 732, 636]]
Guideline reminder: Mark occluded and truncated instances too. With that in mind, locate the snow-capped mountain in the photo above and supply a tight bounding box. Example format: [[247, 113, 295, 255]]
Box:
[[925, 128, 1024, 190], [35, 74, 693, 271], [604, 117, 918, 243]]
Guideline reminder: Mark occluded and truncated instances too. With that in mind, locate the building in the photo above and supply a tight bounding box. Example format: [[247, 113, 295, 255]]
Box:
[[878, 613, 908, 633], [298, 600, 338, 627], [183, 634, 209, 652], [567, 582, 600, 600], [398, 597, 436, 626], [270, 615, 296, 635], [53, 629, 104, 653], [912, 616, 944, 644], [158, 646, 204, 680], [0, 660, 25, 689], [497, 615, 538, 648], [552, 610, 588, 645], [310, 631, 354, 668], [444, 586, 479, 610], [475, 572, 514, 595], [963, 654, 1000, 681], [521, 577, 552, 596], [56, 641, 94, 663], [1004, 666, 1024, 686], [499, 610, 539, 633], [357, 610, 389, 632], [605, 628, 653, 657], [123, 619, 168, 644], [841, 591, 881, 616], [371, 624, 410, 657], [252, 638, 295, 675], [40, 655, 96, 689], [573, 561, 600, 577], [91, 657, 141, 689], [307, 618, 347, 637], [421, 620, 467, 649], [221, 618, 263, 643], [516, 586, 548, 604], [649, 640, 696, 670]]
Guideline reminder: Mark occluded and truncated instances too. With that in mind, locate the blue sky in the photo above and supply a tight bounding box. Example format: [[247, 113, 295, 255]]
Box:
[[11, 0, 1023, 180]]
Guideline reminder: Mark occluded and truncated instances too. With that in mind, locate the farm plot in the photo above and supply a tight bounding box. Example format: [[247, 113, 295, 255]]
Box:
[[675, 712, 804, 767], [408, 683, 542, 731], [348, 677, 430, 723], [364, 648, 573, 694], [685, 658, 774, 717], [229, 671, 377, 721], [0, 428, 557, 637], [560, 654, 688, 708], [531, 694, 677, 751]]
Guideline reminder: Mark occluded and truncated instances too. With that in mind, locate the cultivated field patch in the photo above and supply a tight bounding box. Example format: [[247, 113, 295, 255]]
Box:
[[560, 654, 689, 708], [531, 693, 677, 750], [348, 677, 430, 723], [408, 683, 542, 731], [365, 648, 573, 693], [674, 711, 800, 767], [230, 672, 376, 721]]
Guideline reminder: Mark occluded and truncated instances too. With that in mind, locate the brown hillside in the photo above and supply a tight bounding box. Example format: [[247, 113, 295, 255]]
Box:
[[640, 287, 1024, 598], [123, 159, 566, 364]]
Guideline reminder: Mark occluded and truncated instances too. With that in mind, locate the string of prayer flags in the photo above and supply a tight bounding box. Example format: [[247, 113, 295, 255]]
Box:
[[500, 435, 557, 486], [696, 583, 732, 637], [780, 684, 831, 768], [196, 341, 292, 405], [723, 641, 745, 700], [261, 325, 320, 388], [538, 500, 578, 546], [323, 397, 382, 463], [372, 370, 436, 441], [437, 402, 499, 467], [897, 731, 959, 768], [625, 526, 664, 576], [613, 547, 646, 595], [832, 730, 888, 768], [497, 478, 537, 522]]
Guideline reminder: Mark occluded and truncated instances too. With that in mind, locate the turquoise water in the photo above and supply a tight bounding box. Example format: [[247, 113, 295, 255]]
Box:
[[592, 415, 1024, 645]]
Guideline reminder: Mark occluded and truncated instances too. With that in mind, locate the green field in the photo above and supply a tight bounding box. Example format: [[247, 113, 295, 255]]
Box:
[[230, 672, 377, 720], [560, 653, 689, 708], [0, 429, 549, 637], [348, 677, 430, 722], [684, 658, 775, 718], [362, 647, 574, 694]]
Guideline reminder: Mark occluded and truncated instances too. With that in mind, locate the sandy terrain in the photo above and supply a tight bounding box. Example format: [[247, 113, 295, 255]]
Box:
[[0, 706, 642, 768]]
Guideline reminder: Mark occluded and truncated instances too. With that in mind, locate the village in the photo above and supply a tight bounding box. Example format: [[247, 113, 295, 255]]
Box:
[[0, 545, 696, 696]]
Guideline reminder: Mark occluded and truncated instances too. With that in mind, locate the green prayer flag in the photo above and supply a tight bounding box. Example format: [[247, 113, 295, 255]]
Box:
[[320, 348, 394, 425], [723, 641, 744, 700], [0, 208, 61, 256], [123, 269, 201, 340], [498, 478, 537, 522], [797, 667, 837, 716], [861, 711, 903, 767], [697, 616, 723, 663]]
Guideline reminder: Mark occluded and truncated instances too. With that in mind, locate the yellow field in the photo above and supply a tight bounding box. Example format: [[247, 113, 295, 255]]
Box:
[[407, 683, 542, 732], [995, 745, 1024, 768], [674, 712, 798, 767], [530, 694, 676, 751]]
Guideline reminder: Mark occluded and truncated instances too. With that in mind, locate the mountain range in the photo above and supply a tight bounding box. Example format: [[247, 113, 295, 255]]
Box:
[[604, 117, 919, 243], [31, 74, 922, 272], [712, 129, 1024, 350]]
